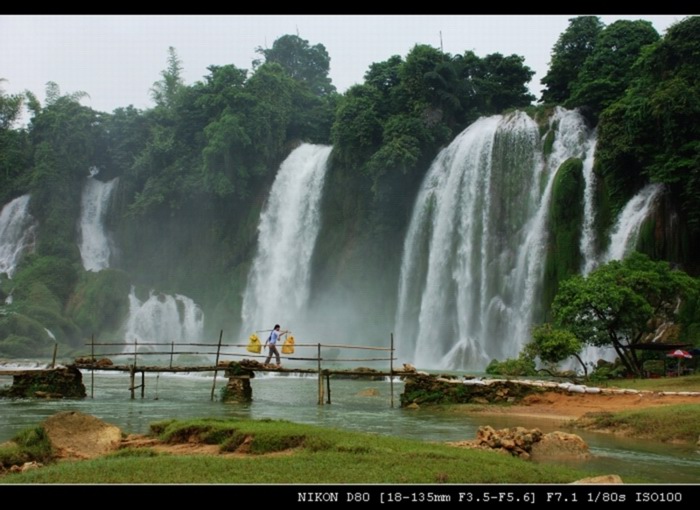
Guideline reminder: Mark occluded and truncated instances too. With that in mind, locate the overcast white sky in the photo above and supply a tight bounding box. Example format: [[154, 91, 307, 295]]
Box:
[[0, 15, 686, 117]]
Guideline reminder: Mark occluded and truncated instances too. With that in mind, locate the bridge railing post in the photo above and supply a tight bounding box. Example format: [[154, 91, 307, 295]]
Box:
[[390, 333, 394, 408], [210, 330, 223, 402], [317, 343, 323, 405]]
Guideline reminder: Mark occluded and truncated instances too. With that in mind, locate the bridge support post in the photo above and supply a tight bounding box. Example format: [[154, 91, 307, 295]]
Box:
[[221, 363, 254, 403]]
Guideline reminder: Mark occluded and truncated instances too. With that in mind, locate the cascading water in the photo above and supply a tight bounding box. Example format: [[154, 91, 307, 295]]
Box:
[[574, 183, 665, 368], [240, 144, 332, 336], [78, 169, 119, 271], [122, 287, 205, 349], [602, 183, 664, 263], [579, 136, 599, 275], [394, 108, 595, 370], [0, 194, 36, 278]]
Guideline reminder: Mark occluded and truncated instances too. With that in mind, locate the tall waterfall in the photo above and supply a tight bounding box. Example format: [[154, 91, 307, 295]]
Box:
[[603, 183, 664, 263], [240, 144, 332, 336], [394, 108, 595, 370], [579, 137, 599, 275], [0, 195, 36, 278], [122, 288, 205, 348], [78, 170, 119, 271]]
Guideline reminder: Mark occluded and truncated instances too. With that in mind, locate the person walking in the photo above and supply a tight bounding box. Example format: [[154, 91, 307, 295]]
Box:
[[264, 324, 287, 367]]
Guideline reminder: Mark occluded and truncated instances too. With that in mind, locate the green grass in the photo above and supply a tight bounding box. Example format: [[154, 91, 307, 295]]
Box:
[[576, 404, 700, 443], [0, 417, 607, 484], [596, 374, 700, 392], [0, 426, 53, 469]]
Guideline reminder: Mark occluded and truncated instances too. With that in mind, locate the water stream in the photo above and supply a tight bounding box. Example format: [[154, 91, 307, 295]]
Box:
[[0, 367, 697, 483]]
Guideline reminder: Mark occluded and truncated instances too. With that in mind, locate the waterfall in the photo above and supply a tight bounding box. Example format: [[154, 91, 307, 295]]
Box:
[[394, 108, 594, 371], [78, 170, 119, 271], [0, 195, 36, 278], [602, 183, 664, 263], [240, 144, 332, 336], [579, 136, 598, 275], [122, 287, 204, 349]]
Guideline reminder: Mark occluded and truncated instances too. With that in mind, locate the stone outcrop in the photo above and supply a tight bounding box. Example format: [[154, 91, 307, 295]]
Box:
[[448, 426, 589, 461], [1, 366, 86, 399]]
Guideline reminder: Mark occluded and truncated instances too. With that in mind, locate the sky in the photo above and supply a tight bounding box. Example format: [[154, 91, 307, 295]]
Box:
[[0, 15, 686, 118]]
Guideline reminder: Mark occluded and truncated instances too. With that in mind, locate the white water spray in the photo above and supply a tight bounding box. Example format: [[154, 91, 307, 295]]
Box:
[[0, 195, 36, 278], [122, 288, 205, 349], [579, 136, 599, 275], [602, 183, 664, 263], [240, 144, 332, 336], [78, 169, 118, 271]]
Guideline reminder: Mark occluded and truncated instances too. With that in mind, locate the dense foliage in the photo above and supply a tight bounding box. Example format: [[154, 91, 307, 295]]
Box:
[[549, 252, 698, 377], [596, 16, 700, 247], [540, 16, 604, 104], [1, 19, 699, 365]]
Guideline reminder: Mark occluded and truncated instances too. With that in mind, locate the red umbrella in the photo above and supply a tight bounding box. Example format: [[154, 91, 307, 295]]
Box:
[[666, 349, 693, 375]]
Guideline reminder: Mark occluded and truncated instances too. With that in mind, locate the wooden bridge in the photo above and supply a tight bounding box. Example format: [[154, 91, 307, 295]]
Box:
[[6, 332, 413, 407]]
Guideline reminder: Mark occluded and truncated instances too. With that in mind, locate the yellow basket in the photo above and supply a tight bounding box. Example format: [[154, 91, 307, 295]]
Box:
[[246, 334, 261, 354], [281, 336, 295, 354]]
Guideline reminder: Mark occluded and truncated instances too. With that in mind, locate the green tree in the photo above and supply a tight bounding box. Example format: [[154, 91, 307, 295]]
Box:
[[551, 252, 697, 377], [540, 16, 604, 104], [255, 34, 336, 97], [151, 46, 185, 109], [0, 79, 24, 129], [596, 16, 700, 236], [567, 20, 659, 119], [0, 80, 29, 202], [527, 324, 587, 378], [476, 53, 535, 113]]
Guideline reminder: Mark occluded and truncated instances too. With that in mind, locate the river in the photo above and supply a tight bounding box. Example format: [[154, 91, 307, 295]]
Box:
[[1, 366, 698, 484]]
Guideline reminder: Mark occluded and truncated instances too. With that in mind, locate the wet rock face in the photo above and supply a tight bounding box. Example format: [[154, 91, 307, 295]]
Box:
[[401, 374, 542, 406], [2, 366, 86, 399]]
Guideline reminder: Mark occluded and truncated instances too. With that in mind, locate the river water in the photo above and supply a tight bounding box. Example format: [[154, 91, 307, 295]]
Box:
[[1, 367, 698, 484]]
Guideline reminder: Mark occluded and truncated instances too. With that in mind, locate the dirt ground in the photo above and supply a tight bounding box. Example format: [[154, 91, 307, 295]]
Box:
[[469, 390, 700, 421]]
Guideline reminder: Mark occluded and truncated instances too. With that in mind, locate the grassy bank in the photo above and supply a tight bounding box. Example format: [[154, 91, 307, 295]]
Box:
[[596, 374, 700, 392], [574, 404, 700, 443], [1, 417, 607, 484]]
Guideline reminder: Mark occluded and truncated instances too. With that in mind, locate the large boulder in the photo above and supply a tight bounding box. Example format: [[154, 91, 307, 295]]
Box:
[[530, 431, 590, 460], [42, 411, 121, 459]]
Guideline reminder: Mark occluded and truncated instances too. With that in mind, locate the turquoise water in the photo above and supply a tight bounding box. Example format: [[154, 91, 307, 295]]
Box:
[[1, 368, 699, 484]]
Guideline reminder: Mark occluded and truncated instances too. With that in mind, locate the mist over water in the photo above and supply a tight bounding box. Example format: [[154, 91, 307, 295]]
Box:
[[122, 287, 205, 349], [240, 144, 332, 339], [78, 171, 119, 272], [394, 109, 596, 371], [0, 194, 36, 278]]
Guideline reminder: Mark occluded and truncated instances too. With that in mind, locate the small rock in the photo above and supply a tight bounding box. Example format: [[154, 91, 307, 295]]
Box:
[[571, 474, 623, 484], [10, 461, 43, 473], [406, 402, 420, 410]]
